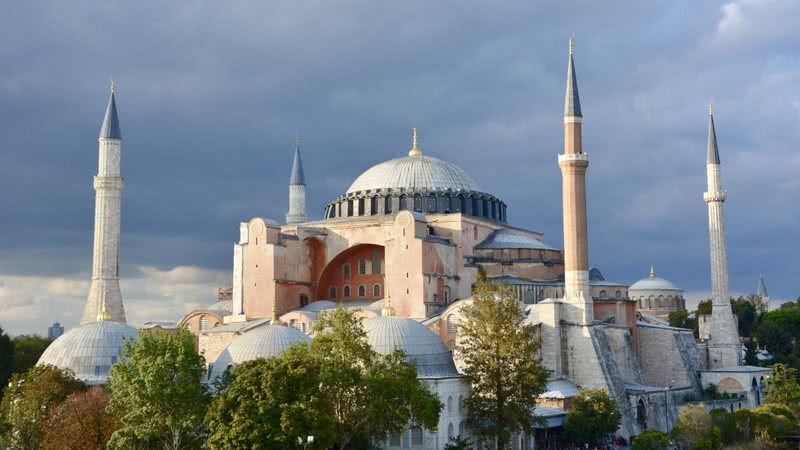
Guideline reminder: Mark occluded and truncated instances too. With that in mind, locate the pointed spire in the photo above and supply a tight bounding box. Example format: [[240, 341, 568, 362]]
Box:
[[99, 81, 122, 140], [289, 135, 305, 185], [650, 264, 655, 278], [707, 102, 720, 164], [564, 35, 582, 118], [96, 296, 111, 322], [408, 128, 423, 157], [757, 274, 768, 298]]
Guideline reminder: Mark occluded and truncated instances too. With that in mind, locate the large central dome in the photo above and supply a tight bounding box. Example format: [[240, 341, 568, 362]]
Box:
[[347, 155, 481, 194]]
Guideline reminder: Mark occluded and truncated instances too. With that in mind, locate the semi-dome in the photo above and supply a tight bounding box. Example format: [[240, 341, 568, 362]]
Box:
[[347, 155, 481, 194], [363, 315, 458, 378], [210, 324, 311, 380], [37, 321, 138, 385]]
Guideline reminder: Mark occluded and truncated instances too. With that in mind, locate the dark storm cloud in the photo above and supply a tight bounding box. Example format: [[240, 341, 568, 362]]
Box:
[[1, 0, 798, 334]]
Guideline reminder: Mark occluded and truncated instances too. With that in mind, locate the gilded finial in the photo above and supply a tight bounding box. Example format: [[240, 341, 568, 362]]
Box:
[[408, 128, 423, 157], [569, 35, 575, 54], [110, 79, 115, 93], [650, 264, 655, 278], [271, 301, 279, 325], [96, 296, 111, 322], [708, 101, 713, 116], [381, 297, 395, 317]]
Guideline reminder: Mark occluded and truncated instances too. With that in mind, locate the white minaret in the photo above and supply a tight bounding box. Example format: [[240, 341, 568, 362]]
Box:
[[81, 82, 126, 325], [704, 104, 739, 368], [286, 136, 306, 224]]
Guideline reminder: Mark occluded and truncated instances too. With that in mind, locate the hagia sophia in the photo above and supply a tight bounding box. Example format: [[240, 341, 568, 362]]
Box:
[[38, 38, 772, 448]]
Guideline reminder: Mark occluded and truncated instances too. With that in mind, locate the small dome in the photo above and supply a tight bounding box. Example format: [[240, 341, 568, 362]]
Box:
[[37, 321, 138, 385], [210, 324, 311, 380], [475, 229, 556, 250], [629, 276, 682, 291], [363, 316, 458, 378], [347, 155, 480, 194]]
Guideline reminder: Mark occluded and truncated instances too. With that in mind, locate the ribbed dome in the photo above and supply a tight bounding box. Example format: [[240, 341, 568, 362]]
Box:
[[347, 155, 481, 194], [363, 316, 458, 378], [210, 324, 311, 380], [629, 276, 681, 291], [37, 321, 138, 385], [205, 300, 232, 314]]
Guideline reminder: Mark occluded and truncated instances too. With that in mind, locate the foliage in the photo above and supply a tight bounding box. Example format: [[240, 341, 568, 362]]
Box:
[[763, 364, 800, 417], [207, 307, 442, 449], [563, 388, 622, 446], [732, 409, 756, 442], [670, 404, 721, 450], [710, 408, 738, 446], [696, 300, 713, 315], [0, 364, 85, 449], [750, 403, 799, 445], [631, 429, 669, 450], [42, 386, 118, 450], [0, 327, 13, 400], [456, 270, 549, 449], [444, 435, 473, 450], [107, 329, 208, 450], [731, 297, 757, 338], [756, 309, 800, 362], [744, 341, 759, 366], [668, 310, 696, 333], [11, 334, 52, 374]]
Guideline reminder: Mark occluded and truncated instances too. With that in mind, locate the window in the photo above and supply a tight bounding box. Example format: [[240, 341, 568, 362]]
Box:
[[358, 285, 366, 297], [359, 257, 366, 274], [458, 420, 465, 436], [343, 285, 351, 298], [370, 196, 378, 215], [385, 196, 393, 213], [200, 316, 208, 331], [447, 396, 453, 413], [448, 423, 455, 439], [389, 433, 401, 447], [347, 200, 353, 216], [329, 287, 337, 299], [444, 286, 451, 303], [358, 198, 365, 215], [599, 290, 608, 299], [458, 395, 464, 412], [414, 195, 422, 212], [342, 264, 351, 279], [410, 426, 423, 446], [399, 195, 408, 210], [433, 293, 439, 303], [615, 290, 621, 299], [372, 250, 381, 274], [300, 294, 308, 307], [373, 284, 381, 297]]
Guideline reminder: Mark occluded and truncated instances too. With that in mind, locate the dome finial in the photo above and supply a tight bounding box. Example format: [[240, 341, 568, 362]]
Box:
[[409, 128, 423, 157], [271, 301, 281, 325], [96, 296, 111, 322], [382, 288, 395, 316], [650, 264, 655, 278]]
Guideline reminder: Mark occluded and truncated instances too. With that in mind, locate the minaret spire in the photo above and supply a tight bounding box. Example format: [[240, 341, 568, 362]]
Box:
[[703, 105, 739, 368], [286, 135, 307, 224], [558, 36, 592, 323], [81, 85, 127, 324], [408, 128, 423, 157]]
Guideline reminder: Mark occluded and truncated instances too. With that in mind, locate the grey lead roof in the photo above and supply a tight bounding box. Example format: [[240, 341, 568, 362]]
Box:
[[707, 111, 720, 164], [99, 91, 121, 140], [564, 48, 582, 117], [346, 154, 481, 194], [289, 142, 305, 185], [475, 229, 556, 250]]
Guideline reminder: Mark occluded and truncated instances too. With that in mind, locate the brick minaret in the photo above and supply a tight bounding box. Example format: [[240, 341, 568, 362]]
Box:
[[286, 136, 306, 224], [704, 104, 739, 368], [81, 83, 126, 324], [558, 37, 593, 324]]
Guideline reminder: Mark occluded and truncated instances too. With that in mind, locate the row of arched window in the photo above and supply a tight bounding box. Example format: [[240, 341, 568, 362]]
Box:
[[341, 253, 383, 279], [325, 191, 507, 223], [328, 284, 382, 299]]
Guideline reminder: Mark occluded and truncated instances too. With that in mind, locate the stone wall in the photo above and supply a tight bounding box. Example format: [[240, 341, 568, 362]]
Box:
[[638, 324, 703, 391]]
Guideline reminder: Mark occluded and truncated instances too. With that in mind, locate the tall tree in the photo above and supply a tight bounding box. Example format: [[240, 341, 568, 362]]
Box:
[[107, 329, 208, 450], [763, 364, 800, 416], [731, 296, 757, 338], [696, 300, 712, 315], [0, 327, 13, 400], [456, 271, 549, 449], [562, 388, 622, 446], [0, 364, 85, 449], [670, 404, 720, 450], [11, 334, 51, 374], [630, 429, 669, 450], [42, 386, 118, 450]]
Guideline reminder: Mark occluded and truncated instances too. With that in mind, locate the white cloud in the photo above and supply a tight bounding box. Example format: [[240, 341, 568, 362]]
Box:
[[711, 0, 800, 50], [0, 265, 228, 336]]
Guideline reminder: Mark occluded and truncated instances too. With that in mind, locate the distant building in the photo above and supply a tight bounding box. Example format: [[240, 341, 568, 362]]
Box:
[[47, 322, 64, 339]]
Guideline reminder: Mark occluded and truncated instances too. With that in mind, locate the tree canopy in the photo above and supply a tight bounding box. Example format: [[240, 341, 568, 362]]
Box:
[[0, 327, 13, 400], [763, 363, 800, 417], [11, 334, 52, 374], [456, 271, 549, 449], [42, 386, 118, 450], [670, 404, 721, 450], [107, 328, 208, 450], [563, 388, 622, 446], [630, 429, 669, 450]]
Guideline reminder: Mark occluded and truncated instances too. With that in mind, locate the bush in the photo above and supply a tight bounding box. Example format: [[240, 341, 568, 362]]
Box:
[[631, 429, 669, 450]]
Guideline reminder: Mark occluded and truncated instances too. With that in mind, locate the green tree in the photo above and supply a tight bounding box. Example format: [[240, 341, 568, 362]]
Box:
[[668, 310, 690, 328], [0, 365, 85, 449], [107, 329, 208, 450], [763, 364, 800, 417], [0, 327, 13, 399], [744, 341, 759, 366], [696, 300, 712, 315], [751, 403, 799, 445], [755, 321, 792, 357], [444, 436, 473, 450], [563, 388, 622, 446], [11, 334, 51, 374], [732, 297, 757, 338], [631, 429, 669, 450], [670, 404, 720, 450], [456, 271, 549, 449], [709, 408, 737, 446]]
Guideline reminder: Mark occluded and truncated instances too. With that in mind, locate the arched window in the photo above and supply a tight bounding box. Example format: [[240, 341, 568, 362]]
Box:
[[410, 427, 423, 445], [385, 196, 393, 213], [444, 286, 451, 304], [414, 195, 422, 212], [448, 423, 455, 439], [599, 290, 608, 299], [342, 264, 351, 279], [447, 396, 453, 413], [637, 398, 647, 429], [373, 284, 381, 297], [300, 294, 308, 307], [359, 257, 366, 275], [370, 196, 378, 215], [615, 290, 622, 299], [358, 285, 366, 297], [458, 395, 464, 412], [199, 316, 208, 331], [389, 433, 401, 447], [372, 250, 381, 274], [357, 198, 365, 216], [399, 195, 408, 211], [472, 197, 479, 215], [343, 285, 351, 298], [347, 199, 354, 216], [329, 287, 337, 299], [458, 420, 465, 436]]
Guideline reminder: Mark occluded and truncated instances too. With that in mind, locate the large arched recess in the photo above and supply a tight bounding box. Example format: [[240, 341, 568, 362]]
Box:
[[315, 244, 385, 302]]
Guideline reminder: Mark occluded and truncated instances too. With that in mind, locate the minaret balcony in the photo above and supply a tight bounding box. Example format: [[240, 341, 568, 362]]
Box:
[[703, 191, 726, 203]]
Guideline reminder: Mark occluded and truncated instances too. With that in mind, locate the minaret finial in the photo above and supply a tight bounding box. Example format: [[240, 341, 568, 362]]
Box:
[[708, 101, 713, 116], [296, 133, 300, 147], [382, 296, 395, 317], [564, 36, 582, 118], [569, 34, 574, 54], [110, 79, 115, 93], [96, 296, 111, 322], [409, 128, 423, 157], [650, 264, 655, 278]]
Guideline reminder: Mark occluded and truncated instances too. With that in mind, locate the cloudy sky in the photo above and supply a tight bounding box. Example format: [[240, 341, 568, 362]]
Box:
[[1, 1, 798, 336]]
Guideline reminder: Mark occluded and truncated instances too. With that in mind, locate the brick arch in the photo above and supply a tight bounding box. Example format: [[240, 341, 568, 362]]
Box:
[[718, 377, 745, 392], [315, 244, 385, 301]]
